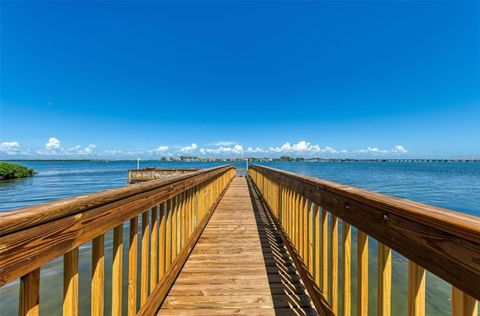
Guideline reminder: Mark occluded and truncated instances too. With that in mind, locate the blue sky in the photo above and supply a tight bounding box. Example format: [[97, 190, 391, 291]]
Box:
[[1, 1, 479, 159]]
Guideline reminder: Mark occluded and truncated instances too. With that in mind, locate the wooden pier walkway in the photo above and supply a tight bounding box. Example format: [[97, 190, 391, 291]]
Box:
[[158, 176, 316, 315], [1, 165, 478, 316]]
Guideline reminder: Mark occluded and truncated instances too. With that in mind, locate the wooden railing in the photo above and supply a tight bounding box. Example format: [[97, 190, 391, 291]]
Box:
[[0, 165, 236, 316], [248, 165, 479, 316]]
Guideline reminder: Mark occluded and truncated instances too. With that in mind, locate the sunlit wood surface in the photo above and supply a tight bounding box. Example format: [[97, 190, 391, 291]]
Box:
[[158, 176, 317, 315]]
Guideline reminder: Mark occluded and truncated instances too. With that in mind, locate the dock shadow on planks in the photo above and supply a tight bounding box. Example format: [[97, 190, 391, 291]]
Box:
[[248, 179, 318, 316]]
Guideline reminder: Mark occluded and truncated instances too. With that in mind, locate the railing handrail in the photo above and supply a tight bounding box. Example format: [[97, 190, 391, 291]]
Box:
[[250, 165, 480, 243], [249, 164, 480, 300], [0, 165, 234, 287], [0, 165, 234, 237]]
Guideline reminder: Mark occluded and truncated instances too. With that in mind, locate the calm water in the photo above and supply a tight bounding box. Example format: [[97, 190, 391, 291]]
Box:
[[1, 161, 479, 315]]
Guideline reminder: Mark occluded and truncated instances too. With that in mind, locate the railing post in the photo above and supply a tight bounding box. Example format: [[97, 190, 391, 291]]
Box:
[[329, 214, 338, 313], [378, 243, 392, 316], [128, 217, 138, 316], [307, 201, 314, 274], [92, 235, 105, 316], [408, 261, 425, 316], [313, 204, 320, 286], [194, 186, 198, 228], [141, 211, 150, 303], [158, 203, 165, 279], [150, 206, 159, 292], [452, 287, 478, 316], [63, 248, 79, 316], [342, 221, 351, 316], [321, 208, 329, 298], [357, 231, 368, 316], [112, 225, 123, 316], [165, 199, 172, 270], [19, 268, 40, 316]]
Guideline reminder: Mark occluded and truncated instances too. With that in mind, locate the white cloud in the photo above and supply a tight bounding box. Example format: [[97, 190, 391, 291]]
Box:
[[358, 146, 388, 154], [152, 145, 169, 154], [179, 143, 198, 153], [45, 137, 60, 151], [211, 141, 237, 146], [270, 141, 317, 153], [201, 145, 245, 155], [35, 138, 99, 156], [322, 146, 347, 154], [392, 145, 408, 153], [66, 144, 97, 155], [83, 144, 96, 154], [104, 149, 124, 156], [231, 145, 244, 154], [269, 140, 344, 155], [0, 141, 21, 155], [2, 138, 409, 158], [247, 147, 263, 153], [357, 145, 408, 155]]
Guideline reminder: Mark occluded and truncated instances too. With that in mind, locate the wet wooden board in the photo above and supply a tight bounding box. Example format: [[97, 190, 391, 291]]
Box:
[[157, 176, 317, 315]]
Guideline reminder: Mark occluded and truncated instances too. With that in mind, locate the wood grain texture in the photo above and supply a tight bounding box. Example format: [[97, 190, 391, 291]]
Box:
[[249, 165, 480, 299], [141, 211, 150, 304], [378, 243, 392, 316], [250, 177, 334, 316], [452, 287, 478, 316], [342, 221, 351, 316], [329, 214, 338, 314], [314, 204, 320, 286], [172, 197, 177, 261], [300, 196, 306, 258], [91, 235, 105, 316], [408, 261, 425, 316], [321, 208, 329, 299], [112, 225, 123, 316], [0, 167, 235, 287], [19, 268, 40, 316], [181, 192, 186, 249], [139, 172, 234, 316], [1, 166, 235, 316], [175, 194, 181, 256], [0, 165, 234, 236], [308, 201, 314, 275], [150, 206, 159, 292], [158, 203, 165, 279], [165, 200, 172, 270], [357, 231, 368, 316], [158, 176, 326, 316], [184, 190, 190, 243], [63, 248, 79, 316], [128, 217, 138, 316]]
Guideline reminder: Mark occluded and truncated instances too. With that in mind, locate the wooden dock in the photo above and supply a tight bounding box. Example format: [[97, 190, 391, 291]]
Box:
[[159, 177, 316, 315], [0, 165, 478, 316], [128, 168, 200, 184]]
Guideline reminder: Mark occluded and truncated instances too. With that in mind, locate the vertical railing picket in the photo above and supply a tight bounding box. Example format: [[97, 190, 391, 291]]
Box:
[[357, 230, 368, 316], [128, 217, 138, 316], [112, 225, 123, 316], [92, 234, 105, 316]]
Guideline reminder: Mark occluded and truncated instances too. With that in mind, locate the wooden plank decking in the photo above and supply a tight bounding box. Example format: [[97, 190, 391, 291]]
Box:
[[158, 176, 317, 315]]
